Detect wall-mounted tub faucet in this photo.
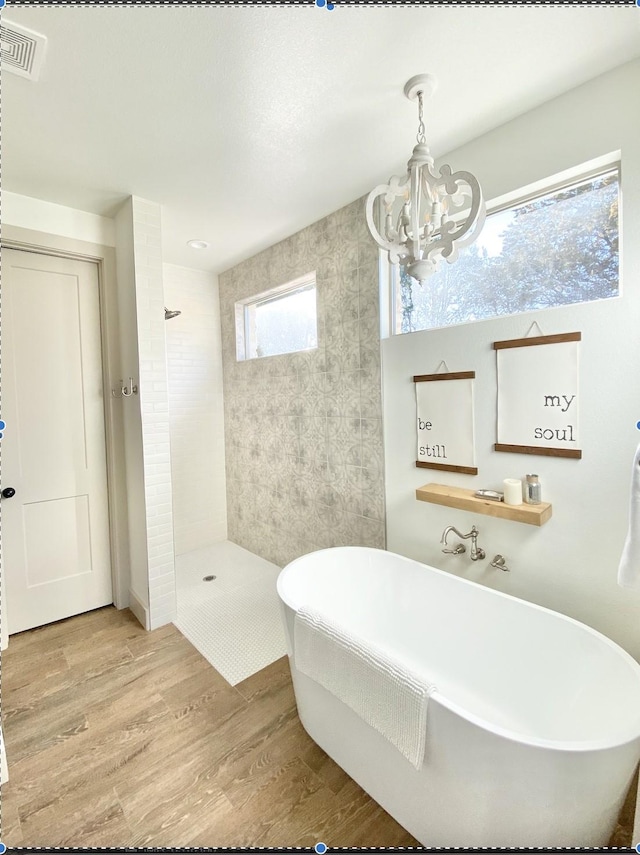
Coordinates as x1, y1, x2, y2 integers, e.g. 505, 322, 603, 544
441, 525, 486, 561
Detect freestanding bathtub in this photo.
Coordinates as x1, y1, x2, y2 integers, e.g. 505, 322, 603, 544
277, 547, 640, 847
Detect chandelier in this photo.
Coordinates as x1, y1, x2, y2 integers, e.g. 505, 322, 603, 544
366, 74, 486, 284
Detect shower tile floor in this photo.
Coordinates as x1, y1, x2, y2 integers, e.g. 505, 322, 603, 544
174, 540, 288, 685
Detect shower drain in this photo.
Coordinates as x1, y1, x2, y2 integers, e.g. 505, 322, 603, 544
203, 575, 216, 582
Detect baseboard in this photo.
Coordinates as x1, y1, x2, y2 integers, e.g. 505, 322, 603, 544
128, 589, 150, 631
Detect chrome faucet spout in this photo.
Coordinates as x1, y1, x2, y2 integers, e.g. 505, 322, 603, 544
440, 525, 466, 545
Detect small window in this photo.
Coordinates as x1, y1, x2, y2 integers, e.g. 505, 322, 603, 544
235, 272, 318, 361
392, 160, 620, 335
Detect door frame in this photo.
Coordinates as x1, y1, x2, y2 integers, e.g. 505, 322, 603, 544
1, 226, 131, 629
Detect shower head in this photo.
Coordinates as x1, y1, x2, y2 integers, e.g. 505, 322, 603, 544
164, 307, 181, 320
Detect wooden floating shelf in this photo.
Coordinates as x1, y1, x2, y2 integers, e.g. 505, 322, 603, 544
416, 482, 552, 527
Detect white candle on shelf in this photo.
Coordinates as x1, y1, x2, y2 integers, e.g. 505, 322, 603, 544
503, 478, 523, 506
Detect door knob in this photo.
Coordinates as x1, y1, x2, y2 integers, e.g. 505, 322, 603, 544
1, 487, 16, 499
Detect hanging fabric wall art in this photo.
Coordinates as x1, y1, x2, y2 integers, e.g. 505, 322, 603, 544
494, 332, 581, 459
414, 370, 477, 474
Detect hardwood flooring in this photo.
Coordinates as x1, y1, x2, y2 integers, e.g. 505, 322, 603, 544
0, 606, 420, 849
1, 605, 635, 849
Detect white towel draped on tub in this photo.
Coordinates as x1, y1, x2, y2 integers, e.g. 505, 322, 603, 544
618, 443, 640, 589
294, 606, 437, 770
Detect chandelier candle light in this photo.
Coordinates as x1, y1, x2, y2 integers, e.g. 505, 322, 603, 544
366, 74, 486, 284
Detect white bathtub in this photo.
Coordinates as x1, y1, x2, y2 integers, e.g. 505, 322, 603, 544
277, 546, 640, 847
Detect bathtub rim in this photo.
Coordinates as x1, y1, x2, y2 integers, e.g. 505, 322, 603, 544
278, 545, 640, 754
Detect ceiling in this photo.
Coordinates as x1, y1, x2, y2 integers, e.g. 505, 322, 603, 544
4, 4, 640, 274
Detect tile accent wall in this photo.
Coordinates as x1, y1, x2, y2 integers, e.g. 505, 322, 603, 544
164, 263, 228, 555
131, 198, 176, 630
218, 196, 385, 568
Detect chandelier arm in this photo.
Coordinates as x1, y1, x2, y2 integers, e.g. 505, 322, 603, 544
422, 206, 485, 266
365, 182, 409, 262
435, 168, 485, 255
441, 207, 486, 263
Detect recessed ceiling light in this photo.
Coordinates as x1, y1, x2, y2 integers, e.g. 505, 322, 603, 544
187, 239, 209, 250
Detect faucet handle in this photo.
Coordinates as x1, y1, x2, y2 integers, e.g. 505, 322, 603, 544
490, 554, 510, 571
443, 543, 466, 555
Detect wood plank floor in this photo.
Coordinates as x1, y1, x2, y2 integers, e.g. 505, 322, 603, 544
1, 605, 635, 849
0, 606, 420, 849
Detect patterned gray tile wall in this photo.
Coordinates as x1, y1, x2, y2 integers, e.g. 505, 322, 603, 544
218, 196, 385, 568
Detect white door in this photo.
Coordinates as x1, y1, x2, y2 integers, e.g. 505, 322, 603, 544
2, 248, 113, 635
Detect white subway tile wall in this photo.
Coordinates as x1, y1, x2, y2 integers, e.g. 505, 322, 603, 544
131, 198, 176, 629
219, 196, 385, 568
164, 263, 228, 555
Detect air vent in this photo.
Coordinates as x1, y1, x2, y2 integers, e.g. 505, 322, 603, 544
1, 19, 47, 81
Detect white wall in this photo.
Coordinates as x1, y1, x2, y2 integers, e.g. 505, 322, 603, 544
382, 59, 640, 659
114, 199, 150, 621
3, 191, 115, 246
130, 199, 176, 630
164, 264, 227, 555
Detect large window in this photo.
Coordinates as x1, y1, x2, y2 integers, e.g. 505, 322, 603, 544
393, 161, 620, 335
235, 272, 318, 361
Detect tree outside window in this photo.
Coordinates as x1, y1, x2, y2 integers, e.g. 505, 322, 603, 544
396, 168, 619, 334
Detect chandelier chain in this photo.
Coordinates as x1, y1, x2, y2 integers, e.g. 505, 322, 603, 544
416, 90, 426, 145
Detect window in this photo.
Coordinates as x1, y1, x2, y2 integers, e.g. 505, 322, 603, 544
392, 159, 620, 335
235, 272, 318, 361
